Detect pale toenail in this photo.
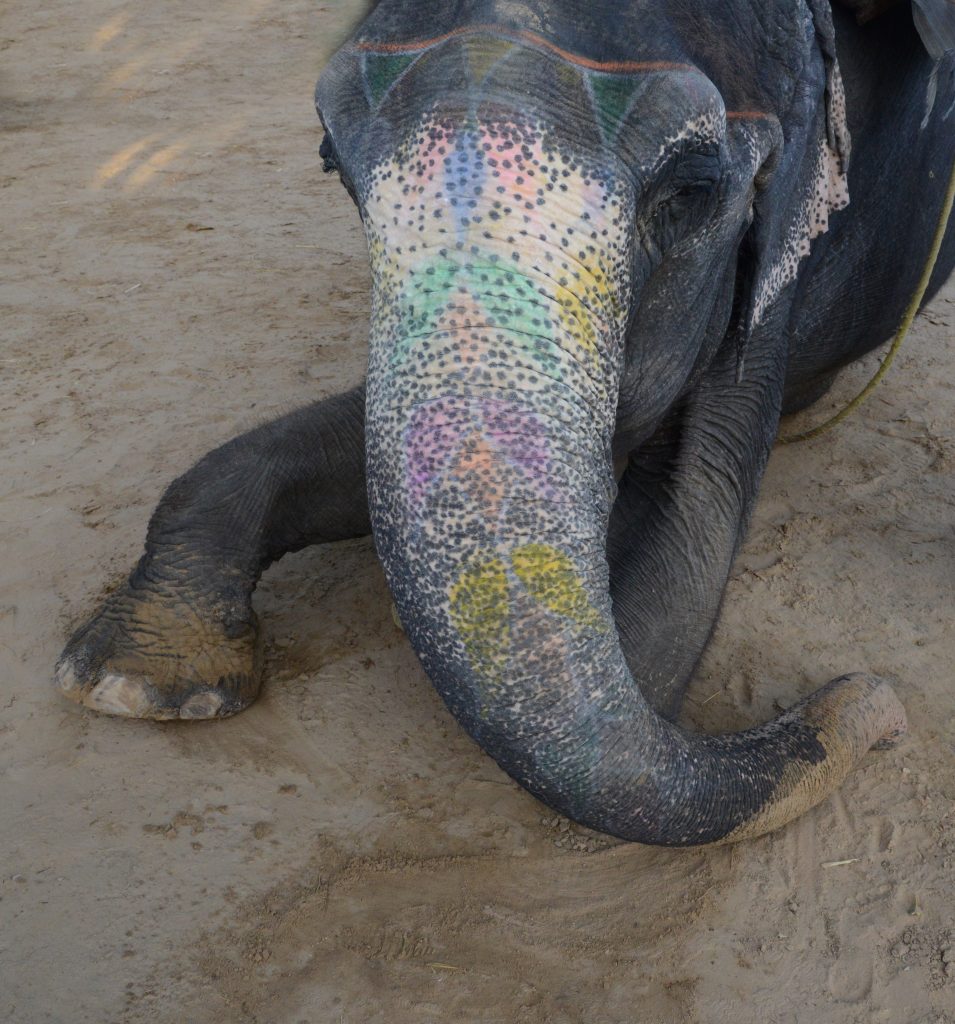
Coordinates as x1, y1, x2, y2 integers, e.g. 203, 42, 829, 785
88, 674, 152, 717
180, 691, 224, 719
55, 659, 79, 694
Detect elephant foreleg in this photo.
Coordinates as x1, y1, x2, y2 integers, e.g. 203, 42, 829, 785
608, 340, 783, 720
57, 385, 369, 719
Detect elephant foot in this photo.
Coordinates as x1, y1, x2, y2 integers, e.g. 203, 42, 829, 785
56, 574, 264, 720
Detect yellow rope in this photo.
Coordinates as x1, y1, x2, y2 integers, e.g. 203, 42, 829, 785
778, 157, 955, 445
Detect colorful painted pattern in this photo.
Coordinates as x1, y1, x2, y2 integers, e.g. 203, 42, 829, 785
356, 29, 689, 148
360, 111, 634, 706
351, 25, 851, 330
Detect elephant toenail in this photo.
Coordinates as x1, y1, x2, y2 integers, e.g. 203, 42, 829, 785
88, 674, 152, 717
55, 659, 80, 695
180, 692, 224, 719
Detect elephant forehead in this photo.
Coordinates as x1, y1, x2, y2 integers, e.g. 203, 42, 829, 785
364, 117, 625, 229
363, 115, 633, 304
329, 23, 728, 174
353, 24, 697, 75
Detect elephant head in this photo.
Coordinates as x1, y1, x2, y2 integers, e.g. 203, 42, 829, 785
315, 0, 905, 845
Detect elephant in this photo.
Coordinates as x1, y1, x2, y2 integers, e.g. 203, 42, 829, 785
56, 0, 955, 847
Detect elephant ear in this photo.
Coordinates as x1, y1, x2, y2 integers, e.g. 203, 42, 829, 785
737, 0, 850, 354
807, 0, 852, 177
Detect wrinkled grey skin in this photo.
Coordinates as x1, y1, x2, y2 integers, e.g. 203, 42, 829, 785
57, 1, 954, 846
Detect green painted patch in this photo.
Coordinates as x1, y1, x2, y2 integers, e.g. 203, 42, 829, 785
364, 52, 416, 107
588, 72, 640, 145
392, 256, 563, 376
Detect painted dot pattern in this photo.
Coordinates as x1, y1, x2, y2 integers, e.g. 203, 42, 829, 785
361, 112, 634, 733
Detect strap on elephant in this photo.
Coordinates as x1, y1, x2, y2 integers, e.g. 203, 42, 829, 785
778, 155, 955, 444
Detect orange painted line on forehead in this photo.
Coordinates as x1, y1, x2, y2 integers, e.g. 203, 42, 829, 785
354, 24, 696, 75
355, 27, 776, 120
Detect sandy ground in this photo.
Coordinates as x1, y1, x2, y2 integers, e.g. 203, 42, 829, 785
2, 2, 955, 1022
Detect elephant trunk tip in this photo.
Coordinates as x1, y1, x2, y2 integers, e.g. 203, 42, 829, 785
809, 671, 907, 751
718, 672, 906, 846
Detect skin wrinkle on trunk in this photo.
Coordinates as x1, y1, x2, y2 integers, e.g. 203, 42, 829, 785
358, 101, 905, 846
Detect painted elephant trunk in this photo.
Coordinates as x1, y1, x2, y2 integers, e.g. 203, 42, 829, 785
361, 115, 905, 846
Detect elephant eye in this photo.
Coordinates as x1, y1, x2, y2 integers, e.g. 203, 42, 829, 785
318, 127, 361, 208
653, 177, 720, 246
319, 131, 340, 174
662, 180, 715, 215
651, 150, 722, 244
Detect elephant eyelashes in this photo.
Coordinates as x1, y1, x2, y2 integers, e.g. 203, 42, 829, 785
643, 145, 723, 247
649, 179, 720, 250
662, 181, 716, 216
